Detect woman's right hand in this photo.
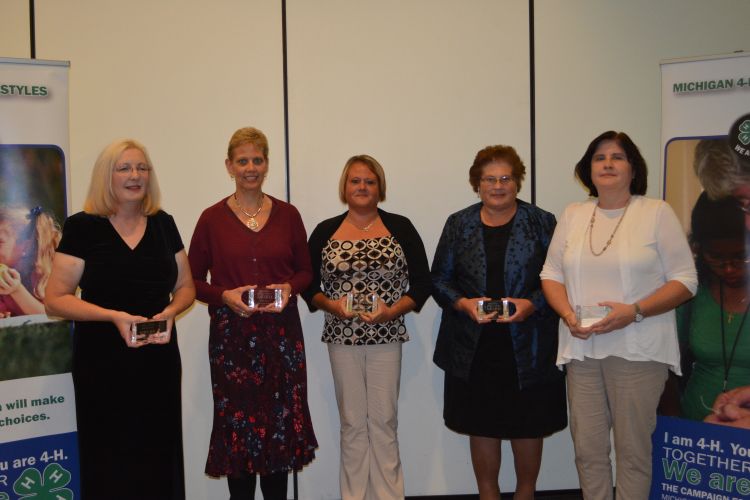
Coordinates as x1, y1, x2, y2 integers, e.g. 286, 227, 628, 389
455, 297, 497, 324
110, 310, 149, 348
562, 311, 594, 339
329, 295, 357, 320
221, 285, 255, 318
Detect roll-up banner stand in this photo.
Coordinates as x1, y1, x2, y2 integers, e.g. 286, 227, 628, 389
0, 57, 79, 499
653, 52, 750, 499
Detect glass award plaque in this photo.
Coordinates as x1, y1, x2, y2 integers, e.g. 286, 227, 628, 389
575, 305, 612, 327
476, 299, 514, 320
244, 288, 283, 309
130, 320, 168, 343
345, 292, 378, 314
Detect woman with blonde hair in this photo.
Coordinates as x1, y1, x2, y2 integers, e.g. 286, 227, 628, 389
0, 205, 61, 317
303, 154, 431, 500
46, 138, 195, 500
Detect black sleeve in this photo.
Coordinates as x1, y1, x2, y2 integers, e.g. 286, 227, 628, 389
301, 220, 332, 312
56, 212, 92, 260
392, 215, 431, 312
157, 211, 185, 254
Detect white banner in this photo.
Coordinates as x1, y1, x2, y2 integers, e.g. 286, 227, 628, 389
654, 53, 750, 500
661, 52, 750, 227
0, 57, 79, 500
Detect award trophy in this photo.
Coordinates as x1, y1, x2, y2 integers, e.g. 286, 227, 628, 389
130, 320, 168, 344
244, 288, 283, 310
575, 305, 612, 327
476, 299, 515, 320
345, 292, 379, 314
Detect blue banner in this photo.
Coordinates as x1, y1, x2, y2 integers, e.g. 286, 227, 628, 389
0, 432, 79, 500
651, 416, 750, 500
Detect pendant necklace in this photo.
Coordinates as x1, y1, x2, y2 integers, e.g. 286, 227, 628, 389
719, 281, 749, 392
234, 193, 264, 230
588, 198, 631, 256
348, 214, 378, 231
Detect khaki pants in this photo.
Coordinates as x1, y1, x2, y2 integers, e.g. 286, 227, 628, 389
567, 356, 668, 500
328, 342, 405, 500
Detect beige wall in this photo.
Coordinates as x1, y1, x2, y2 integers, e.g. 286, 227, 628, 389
3, 0, 750, 498
0, 0, 29, 59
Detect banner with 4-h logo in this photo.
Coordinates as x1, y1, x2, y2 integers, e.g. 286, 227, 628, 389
654, 52, 750, 499
0, 57, 80, 499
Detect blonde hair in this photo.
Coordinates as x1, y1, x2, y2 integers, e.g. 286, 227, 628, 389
83, 139, 161, 216
0, 206, 61, 299
694, 138, 749, 199
338, 155, 387, 204
227, 127, 269, 160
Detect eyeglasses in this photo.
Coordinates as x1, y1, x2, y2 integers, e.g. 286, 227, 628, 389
480, 175, 514, 186
114, 163, 151, 174
703, 255, 750, 269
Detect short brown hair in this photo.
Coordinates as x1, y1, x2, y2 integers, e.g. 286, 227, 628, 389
469, 145, 526, 192
83, 139, 161, 216
338, 155, 387, 203
227, 127, 269, 160
574, 131, 647, 197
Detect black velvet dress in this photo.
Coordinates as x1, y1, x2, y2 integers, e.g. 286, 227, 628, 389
57, 211, 185, 500
444, 221, 567, 438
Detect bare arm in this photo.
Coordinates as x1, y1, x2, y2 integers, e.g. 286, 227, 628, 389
360, 295, 417, 324
45, 252, 148, 346
311, 291, 356, 320
541, 279, 592, 339
592, 280, 692, 335
156, 250, 195, 319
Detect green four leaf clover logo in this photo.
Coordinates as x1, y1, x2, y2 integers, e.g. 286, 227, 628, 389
739, 119, 750, 146
13, 464, 73, 499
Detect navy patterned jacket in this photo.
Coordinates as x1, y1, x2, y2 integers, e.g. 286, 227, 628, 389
431, 200, 562, 389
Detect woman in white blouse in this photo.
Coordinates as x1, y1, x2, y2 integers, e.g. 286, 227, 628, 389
540, 131, 697, 500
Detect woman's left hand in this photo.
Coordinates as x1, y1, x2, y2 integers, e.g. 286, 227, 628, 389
147, 310, 175, 344
261, 283, 292, 313
359, 296, 393, 324
495, 297, 535, 323
588, 301, 635, 334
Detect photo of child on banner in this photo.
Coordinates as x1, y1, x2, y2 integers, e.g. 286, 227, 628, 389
0, 145, 65, 322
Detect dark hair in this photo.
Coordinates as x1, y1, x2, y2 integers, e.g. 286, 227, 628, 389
468, 145, 526, 193
690, 191, 746, 284
574, 131, 648, 197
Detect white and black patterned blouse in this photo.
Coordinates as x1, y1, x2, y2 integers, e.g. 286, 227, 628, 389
320, 236, 410, 345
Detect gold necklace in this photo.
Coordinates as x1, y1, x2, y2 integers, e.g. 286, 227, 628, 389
234, 193, 264, 230
347, 214, 378, 231
588, 198, 630, 256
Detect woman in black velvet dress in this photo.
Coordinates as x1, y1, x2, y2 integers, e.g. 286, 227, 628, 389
45, 139, 195, 500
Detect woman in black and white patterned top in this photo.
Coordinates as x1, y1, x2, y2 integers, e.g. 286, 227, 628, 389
303, 154, 430, 500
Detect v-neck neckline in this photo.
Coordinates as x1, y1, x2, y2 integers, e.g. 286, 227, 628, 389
224, 195, 273, 234
107, 215, 148, 251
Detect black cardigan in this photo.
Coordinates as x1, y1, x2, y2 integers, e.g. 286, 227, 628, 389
302, 208, 431, 312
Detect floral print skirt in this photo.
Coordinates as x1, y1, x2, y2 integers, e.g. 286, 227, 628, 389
205, 303, 317, 477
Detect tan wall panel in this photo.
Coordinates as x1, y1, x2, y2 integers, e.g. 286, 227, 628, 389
0, 0, 30, 59
535, 0, 750, 217
285, 1, 564, 496
35, 1, 286, 499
